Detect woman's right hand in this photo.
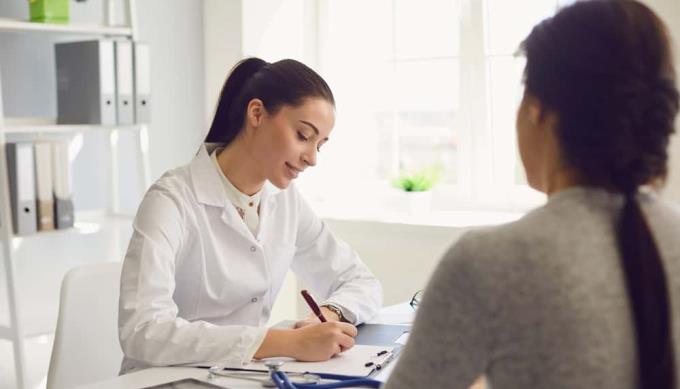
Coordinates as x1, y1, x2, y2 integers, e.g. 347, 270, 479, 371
289, 321, 358, 361
254, 322, 357, 361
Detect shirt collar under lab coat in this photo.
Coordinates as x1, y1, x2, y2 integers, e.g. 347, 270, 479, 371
190, 143, 281, 215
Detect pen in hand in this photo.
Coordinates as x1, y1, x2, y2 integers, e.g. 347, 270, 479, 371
301, 289, 327, 322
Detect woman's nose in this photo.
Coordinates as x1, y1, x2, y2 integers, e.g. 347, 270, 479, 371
302, 147, 317, 167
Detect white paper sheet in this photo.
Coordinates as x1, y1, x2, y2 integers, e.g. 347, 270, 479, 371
246, 345, 395, 376
395, 332, 410, 345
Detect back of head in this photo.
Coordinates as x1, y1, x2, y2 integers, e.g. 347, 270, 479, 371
521, 0, 679, 192
520, 1, 679, 388
205, 57, 335, 144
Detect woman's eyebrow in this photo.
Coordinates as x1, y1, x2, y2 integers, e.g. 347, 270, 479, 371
300, 120, 329, 141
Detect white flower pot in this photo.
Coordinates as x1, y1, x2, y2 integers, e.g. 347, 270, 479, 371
405, 190, 432, 215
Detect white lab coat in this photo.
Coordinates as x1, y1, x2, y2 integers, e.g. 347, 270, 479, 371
118, 144, 382, 373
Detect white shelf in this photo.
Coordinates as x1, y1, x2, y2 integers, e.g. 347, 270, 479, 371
9, 213, 133, 239
1, 118, 143, 134
0, 18, 132, 37
3, 123, 143, 134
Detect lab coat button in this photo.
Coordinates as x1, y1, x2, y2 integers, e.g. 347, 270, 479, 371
250, 246, 256, 252
251, 297, 258, 303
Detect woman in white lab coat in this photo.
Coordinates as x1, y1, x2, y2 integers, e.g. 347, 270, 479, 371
118, 57, 382, 373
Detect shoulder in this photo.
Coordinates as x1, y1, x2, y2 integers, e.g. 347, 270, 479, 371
640, 192, 680, 252
642, 192, 680, 225
146, 166, 194, 205
438, 202, 570, 282
135, 165, 195, 226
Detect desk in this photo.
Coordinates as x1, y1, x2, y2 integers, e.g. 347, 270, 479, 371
75, 304, 414, 389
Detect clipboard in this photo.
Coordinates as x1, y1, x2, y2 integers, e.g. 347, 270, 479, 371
354, 324, 411, 346
272, 321, 410, 347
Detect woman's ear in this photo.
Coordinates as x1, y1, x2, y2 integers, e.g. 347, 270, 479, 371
245, 98, 265, 129
524, 93, 560, 134
523, 93, 543, 126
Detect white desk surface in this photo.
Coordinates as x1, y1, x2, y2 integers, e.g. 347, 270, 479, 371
74, 303, 414, 389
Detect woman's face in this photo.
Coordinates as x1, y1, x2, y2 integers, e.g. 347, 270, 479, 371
249, 97, 335, 189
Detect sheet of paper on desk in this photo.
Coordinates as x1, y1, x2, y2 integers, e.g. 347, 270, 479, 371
395, 332, 409, 345
246, 345, 395, 376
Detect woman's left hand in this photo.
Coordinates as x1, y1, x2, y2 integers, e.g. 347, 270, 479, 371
294, 306, 342, 328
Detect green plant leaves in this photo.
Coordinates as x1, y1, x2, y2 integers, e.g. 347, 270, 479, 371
392, 166, 442, 192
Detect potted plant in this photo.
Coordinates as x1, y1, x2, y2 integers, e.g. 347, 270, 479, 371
392, 166, 441, 214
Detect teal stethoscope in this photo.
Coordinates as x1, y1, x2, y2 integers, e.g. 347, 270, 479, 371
266, 360, 382, 388
207, 360, 382, 388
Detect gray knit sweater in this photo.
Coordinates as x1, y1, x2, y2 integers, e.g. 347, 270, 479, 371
383, 187, 680, 389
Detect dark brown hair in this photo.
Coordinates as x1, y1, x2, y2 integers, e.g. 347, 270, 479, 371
205, 57, 335, 144
521, 1, 679, 387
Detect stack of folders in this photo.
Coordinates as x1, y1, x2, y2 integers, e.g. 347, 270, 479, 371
55, 39, 151, 125
5, 141, 74, 235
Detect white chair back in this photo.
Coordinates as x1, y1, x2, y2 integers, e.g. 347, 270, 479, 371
47, 262, 123, 389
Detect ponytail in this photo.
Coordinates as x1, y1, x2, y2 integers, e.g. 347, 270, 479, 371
205, 58, 268, 144
617, 193, 675, 388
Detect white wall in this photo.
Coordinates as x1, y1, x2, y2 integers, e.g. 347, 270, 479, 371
135, 0, 206, 185
323, 220, 465, 305
203, 0, 242, 128
241, 0, 306, 62
644, 0, 680, 200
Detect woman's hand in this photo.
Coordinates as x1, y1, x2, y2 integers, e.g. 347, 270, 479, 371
469, 376, 486, 389
254, 321, 357, 361
294, 306, 342, 328
289, 321, 358, 361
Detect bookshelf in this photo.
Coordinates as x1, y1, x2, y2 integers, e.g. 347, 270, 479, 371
0, 1, 146, 388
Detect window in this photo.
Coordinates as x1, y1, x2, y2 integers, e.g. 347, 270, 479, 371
483, 0, 574, 195
302, 0, 573, 209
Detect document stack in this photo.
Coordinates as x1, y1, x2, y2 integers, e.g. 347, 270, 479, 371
6, 143, 37, 235
5, 140, 74, 235
51, 141, 74, 229
55, 40, 116, 125
55, 39, 151, 125
34, 142, 55, 231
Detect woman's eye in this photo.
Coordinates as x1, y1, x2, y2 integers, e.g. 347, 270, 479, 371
297, 131, 308, 141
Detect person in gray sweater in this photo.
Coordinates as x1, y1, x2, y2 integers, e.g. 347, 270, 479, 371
382, 1, 680, 389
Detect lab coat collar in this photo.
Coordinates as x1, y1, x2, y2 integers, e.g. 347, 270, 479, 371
190, 143, 281, 209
